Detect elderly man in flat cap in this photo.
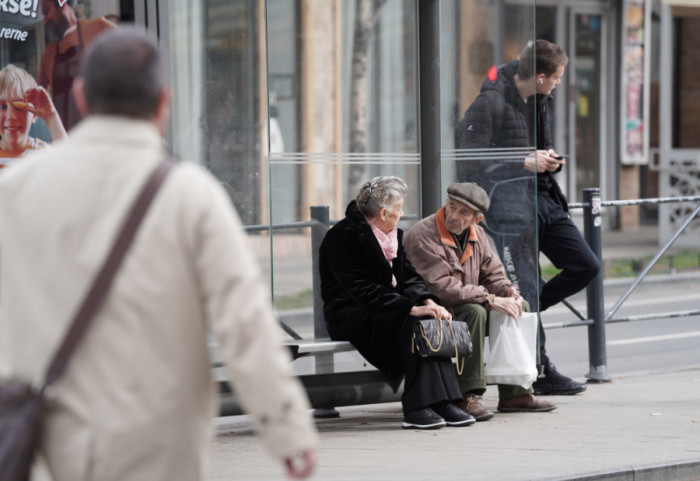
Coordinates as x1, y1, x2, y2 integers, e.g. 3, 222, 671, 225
404, 182, 556, 420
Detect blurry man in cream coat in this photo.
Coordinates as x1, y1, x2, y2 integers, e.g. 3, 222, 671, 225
0, 27, 318, 480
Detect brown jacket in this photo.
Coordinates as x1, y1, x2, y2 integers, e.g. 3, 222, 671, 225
404, 207, 515, 309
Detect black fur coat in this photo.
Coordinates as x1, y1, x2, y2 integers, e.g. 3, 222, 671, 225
319, 200, 439, 379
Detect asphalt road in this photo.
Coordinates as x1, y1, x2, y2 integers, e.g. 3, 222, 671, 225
278, 273, 700, 380
540, 273, 700, 380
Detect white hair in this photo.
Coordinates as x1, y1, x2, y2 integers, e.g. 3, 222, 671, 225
356, 176, 408, 217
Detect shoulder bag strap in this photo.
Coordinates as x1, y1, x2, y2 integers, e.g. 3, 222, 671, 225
41, 158, 175, 392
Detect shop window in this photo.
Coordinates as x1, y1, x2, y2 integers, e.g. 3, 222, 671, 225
674, 16, 700, 148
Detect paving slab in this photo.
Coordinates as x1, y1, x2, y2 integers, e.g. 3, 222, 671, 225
207, 368, 700, 481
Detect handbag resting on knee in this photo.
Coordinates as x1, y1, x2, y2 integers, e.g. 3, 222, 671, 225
412, 318, 473, 375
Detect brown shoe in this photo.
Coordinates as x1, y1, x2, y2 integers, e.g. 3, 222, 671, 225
497, 394, 557, 413
456, 394, 494, 421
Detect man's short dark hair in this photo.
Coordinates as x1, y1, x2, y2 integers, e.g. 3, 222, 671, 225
80, 26, 165, 119
517, 39, 568, 79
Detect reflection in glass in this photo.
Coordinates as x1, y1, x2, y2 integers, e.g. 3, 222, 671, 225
264, 1, 421, 375
445, 3, 539, 310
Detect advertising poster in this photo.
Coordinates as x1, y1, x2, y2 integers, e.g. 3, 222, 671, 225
0, 0, 120, 166
620, 0, 650, 165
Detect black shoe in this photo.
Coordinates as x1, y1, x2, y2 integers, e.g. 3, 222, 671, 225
402, 407, 446, 430
431, 402, 476, 427
532, 362, 587, 395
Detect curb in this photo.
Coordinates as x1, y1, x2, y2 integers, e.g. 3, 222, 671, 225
545, 458, 700, 481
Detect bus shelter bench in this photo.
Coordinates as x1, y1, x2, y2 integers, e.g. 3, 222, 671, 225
218, 339, 404, 416
285, 339, 355, 360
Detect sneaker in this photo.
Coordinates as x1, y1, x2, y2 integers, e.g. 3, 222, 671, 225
497, 394, 557, 413
402, 407, 447, 430
532, 362, 587, 395
456, 394, 494, 422
431, 402, 476, 427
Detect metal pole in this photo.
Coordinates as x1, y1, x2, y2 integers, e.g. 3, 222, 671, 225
310, 206, 340, 418
492, 0, 505, 65
583, 188, 611, 382
418, 0, 441, 217
310, 206, 330, 340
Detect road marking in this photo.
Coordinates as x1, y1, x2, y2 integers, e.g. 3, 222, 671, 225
547, 293, 700, 315
606, 293, 700, 308
608, 331, 700, 346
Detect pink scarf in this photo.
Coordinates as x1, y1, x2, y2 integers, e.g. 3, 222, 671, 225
368, 219, 399, 286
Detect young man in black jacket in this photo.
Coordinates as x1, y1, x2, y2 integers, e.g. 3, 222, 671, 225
455, 39, 600, 396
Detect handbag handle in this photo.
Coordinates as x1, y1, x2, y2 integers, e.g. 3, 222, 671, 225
40, 159, 175, 393
417, 320, 466, 376
448, 321, 465, 376
418, 320, 445, 353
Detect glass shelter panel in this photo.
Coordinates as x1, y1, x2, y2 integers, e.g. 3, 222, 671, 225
265, 1, 421, 376
163, 0, 542, 385
165, 0, 274, 274
441, 1, 540, 310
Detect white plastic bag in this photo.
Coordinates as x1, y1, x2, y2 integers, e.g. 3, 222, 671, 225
484, 312, 538, 389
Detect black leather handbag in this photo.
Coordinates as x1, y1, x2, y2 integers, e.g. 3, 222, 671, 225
412, 319, 473, 375
0, 160, 174, 481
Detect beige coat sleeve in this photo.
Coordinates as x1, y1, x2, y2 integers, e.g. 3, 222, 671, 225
185, 167, 319, 459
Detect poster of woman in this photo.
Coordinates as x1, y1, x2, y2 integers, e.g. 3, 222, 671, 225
0, 64, 66, 165
0, 0, 119, 164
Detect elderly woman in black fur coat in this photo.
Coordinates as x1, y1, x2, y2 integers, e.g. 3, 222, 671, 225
319, 176, 474, 430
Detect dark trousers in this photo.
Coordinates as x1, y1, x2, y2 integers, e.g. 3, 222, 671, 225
537, 195, 600, 364
399, 317, 462, 412
536, 195, 600, 364
538, 195, 600, 310
485, 195, 600, 365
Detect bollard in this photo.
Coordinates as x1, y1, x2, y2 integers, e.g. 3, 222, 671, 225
583, 188, 611, 382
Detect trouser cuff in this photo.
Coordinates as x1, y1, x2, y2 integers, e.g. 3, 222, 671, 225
458, 381, 486, 395
498, 384, 534, 400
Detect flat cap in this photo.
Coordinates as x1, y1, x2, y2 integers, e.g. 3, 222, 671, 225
447, 182, 490, 212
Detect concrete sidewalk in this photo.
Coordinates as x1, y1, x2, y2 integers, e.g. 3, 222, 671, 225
207, 367, 700, 481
